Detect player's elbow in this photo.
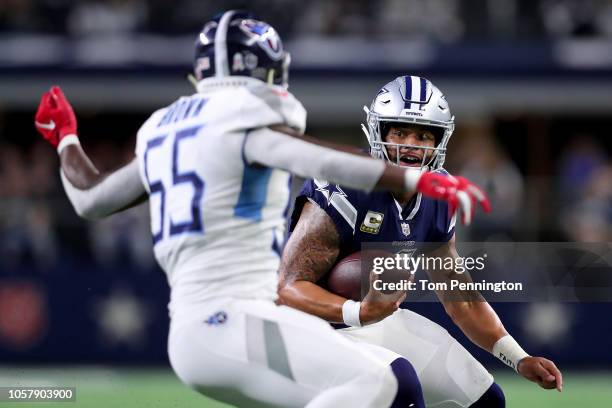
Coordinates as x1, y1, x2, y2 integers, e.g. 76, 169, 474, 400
72, 201, 105, 220
277, 283, 293, 306
72, 202, 94, 219
61, 176, 108, 220
277, 279, 302, 307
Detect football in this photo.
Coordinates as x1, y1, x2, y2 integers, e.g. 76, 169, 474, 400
326, 250, 416, 301
326, 252, 365, 301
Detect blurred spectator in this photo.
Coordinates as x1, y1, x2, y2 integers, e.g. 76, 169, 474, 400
67, 0, 147, 36
148, 0, 302, 37
539, 0, 612, 38
596, 0, 612, 37
556, 136, 611, 241
88, 203, 154, 270
557, 136, 608, 207
0, 133, 154, 269
1, 0, 73, 34
561, 163, 612, 242
0, 143, 59, 268
452, 121, 525, 240
7, 0, 606, 40
379, 0, 464, 42
295, 0, 378, 38
0, 0, 39, 33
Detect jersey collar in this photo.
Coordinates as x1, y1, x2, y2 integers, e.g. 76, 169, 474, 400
392, 193, 422, 221
196, 76, 274, 94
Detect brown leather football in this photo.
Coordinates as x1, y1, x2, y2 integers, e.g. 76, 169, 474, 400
325, 250, 414, 301
326, 252, 365, 301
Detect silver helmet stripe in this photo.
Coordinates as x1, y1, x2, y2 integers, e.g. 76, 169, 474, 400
214, 10, 236, 77
410, 76, 421, 103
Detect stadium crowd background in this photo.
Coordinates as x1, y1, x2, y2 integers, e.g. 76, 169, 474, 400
3, 0, 612, 39
0, 0, 611, 396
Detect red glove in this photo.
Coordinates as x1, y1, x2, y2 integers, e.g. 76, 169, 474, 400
416, 172, 491, 225
34, 86, 78, 149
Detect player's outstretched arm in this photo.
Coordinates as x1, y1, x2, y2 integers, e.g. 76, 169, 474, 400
278, 201, 401, 326
34, 86, 147, 219
245, 125, 490, 225
426, 236, 507, 350
426, 237, 562, 391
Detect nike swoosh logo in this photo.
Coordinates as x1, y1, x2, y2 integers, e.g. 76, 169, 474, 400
35, 120, 55, 130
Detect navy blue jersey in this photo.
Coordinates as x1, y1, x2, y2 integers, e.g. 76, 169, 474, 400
289, 176, 455, 258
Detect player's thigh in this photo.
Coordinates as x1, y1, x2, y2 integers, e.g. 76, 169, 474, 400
243, 300, 398, 403
336, 336, 403, 366
377, 309, 494, 407
339, 309, 452, 371
168, 299, 397, 408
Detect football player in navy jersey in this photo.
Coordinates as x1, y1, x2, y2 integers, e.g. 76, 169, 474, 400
279, 76, 563, 408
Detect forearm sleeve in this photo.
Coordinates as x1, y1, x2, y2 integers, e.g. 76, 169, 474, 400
60, 159, 146, 219
243, 128, 385, 192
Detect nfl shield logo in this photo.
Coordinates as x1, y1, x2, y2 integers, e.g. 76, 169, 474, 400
401, 222, 411, 237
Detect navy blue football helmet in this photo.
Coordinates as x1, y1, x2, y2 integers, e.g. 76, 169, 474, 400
194, 10, 290, 87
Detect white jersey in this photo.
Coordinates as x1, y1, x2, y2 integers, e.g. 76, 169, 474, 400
135, 76, 306, 318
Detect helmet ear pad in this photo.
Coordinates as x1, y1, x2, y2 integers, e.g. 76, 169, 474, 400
431, 126, 445, 146
380, 122, 391, 142
194, 42, 287, 85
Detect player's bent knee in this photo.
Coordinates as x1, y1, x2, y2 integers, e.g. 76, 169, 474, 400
470, 383, 505, 408
390, 358, 426, 408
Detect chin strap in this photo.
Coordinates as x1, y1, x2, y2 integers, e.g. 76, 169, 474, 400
362, 105, 385, 160
360, 123, 371, 144
361, 106, 372, 147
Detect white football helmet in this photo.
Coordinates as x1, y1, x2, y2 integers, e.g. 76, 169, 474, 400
362, 75, 454, 170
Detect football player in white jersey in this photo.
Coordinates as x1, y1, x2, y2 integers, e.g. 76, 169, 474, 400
34, 10, 491, 408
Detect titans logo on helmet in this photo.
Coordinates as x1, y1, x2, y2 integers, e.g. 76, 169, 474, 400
238, 19, 284, 60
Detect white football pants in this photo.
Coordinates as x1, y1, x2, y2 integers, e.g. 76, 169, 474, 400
168, 297, 398, 408
339, 308, 494, 408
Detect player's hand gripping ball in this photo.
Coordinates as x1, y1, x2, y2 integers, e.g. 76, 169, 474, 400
326, 251, 411, 325
34, 86, 78, 148
417, 172, 491, 225
327, 251, 414, 301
